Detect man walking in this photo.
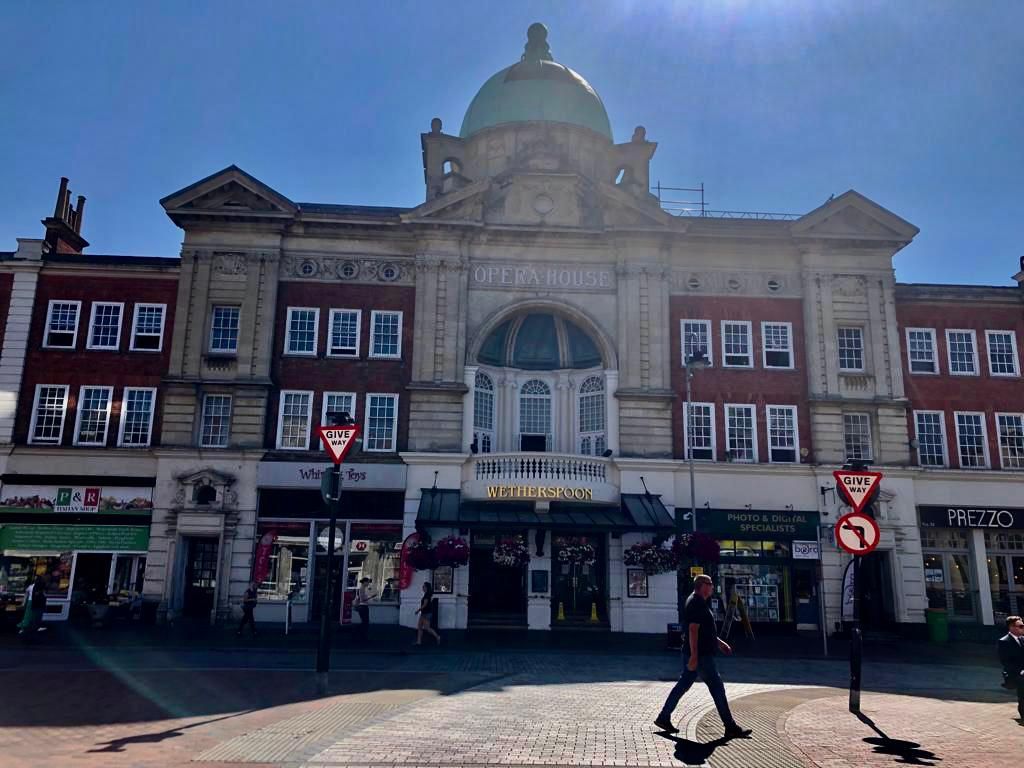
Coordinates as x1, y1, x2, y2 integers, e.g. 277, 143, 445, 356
998, 614, 1024, 721
353, 577, 374, 639
237, 582, 258, 638
655, 575, 751, 739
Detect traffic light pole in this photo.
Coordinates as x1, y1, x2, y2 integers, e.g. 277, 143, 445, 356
316, 463, 342, 695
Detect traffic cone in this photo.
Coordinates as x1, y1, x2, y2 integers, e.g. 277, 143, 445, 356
590, 601, 599, 622
557, 601, 565, 621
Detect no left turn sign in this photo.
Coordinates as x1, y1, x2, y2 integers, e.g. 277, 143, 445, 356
835, 512, 881, 556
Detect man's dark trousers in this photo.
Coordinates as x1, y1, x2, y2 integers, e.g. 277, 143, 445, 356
356, 605, 370, 638
658, 653, 737, 727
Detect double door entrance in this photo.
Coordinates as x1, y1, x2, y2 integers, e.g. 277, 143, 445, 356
551, 534, 607, 627
468, 532, 527, 627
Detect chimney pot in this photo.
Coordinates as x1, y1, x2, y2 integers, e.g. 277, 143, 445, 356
54, 177, 69, 219
74, 195, 86, 233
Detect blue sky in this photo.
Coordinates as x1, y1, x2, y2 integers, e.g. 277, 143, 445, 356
2, 1, 1021, 285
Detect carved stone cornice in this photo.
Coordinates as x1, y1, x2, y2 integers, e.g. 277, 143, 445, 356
279, 254, 413, 285
668, 270, 800, 298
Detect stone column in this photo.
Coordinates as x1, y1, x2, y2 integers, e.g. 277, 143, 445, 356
463, 366, 477, 452
556, 373, 572, 453
605, 369, 620, 454
969, 529, 994, 625
0, 261, 41, 443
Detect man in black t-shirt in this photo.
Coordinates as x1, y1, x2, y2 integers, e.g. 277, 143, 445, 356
655, 575, 751, 739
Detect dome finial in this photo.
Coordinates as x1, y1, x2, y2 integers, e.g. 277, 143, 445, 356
523, 22, 553, 63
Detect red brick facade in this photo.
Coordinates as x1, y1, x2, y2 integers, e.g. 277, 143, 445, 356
15, 270, 177, 446
267, 281, 415, 455
670, 296, 812, 463
897, 288, 1024, 469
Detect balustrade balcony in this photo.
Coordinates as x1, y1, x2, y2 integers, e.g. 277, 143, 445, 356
464, 452, 618, 503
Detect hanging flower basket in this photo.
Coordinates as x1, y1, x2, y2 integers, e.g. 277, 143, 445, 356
435, 535, 470, 568
623, 542, 679, 574
406, 540, 437, 571
671, 532, 721, 564
493, 537, 530, 568
556, 539, 597, 566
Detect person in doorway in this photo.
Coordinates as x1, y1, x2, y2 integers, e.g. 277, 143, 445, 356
415, 581, 440, 646
381, 578, 395, 602
998, 614, 1024, 721
353, 577, 374, 638
655, 575, 751, 739
17, 576, 46, 636
237, 582, 258, 638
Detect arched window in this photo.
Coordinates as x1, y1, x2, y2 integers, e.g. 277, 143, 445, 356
577, 376, 606, 456
473, 371, 494, 453
442, 158, 461, 175
519, 379, 551, 452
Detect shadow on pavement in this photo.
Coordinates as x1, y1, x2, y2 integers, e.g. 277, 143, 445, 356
87, 711, 249, 753
856, 711, 942, 766
656, 730, 750, 766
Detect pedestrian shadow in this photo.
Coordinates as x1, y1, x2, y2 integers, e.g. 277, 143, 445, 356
657, 731, 743, 766
87, 711, 249, 753
856, 712, 942, 766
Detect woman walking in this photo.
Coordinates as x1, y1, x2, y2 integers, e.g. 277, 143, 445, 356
415, 582, 441, 646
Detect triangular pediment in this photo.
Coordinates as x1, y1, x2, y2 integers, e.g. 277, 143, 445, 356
792, 190, 918, 242
401, 179, 490, 224
595, 181, 676, 229
161, 165, 297, 220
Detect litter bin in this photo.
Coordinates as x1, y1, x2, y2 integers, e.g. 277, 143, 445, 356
925, 608, 948, 644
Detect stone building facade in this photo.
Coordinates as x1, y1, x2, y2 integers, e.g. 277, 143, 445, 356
1, 24, 1021, 637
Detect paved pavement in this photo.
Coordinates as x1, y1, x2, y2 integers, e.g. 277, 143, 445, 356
0, 640, 1019, 768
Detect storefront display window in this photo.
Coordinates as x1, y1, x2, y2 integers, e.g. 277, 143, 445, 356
0, 553, 71, 597
345, 524, 401, 603
716, 562, 792, 623
254, 522, 310, 602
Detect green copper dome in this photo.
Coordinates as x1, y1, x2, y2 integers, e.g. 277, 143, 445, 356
460, 23, 613, 141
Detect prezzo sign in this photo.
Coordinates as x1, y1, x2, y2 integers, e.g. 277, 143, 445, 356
470, 264, 615, 292
918, 505, 1023, 530
256, 462, 406, 490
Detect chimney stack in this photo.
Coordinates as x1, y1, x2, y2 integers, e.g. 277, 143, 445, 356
1014, 256, 1024, 292
42, 176, 89, 254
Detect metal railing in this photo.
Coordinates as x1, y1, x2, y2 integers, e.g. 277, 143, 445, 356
651, 181, 801, 221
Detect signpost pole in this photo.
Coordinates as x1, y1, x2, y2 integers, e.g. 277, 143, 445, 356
849, 550, 862, 712
316, 462, 342, 695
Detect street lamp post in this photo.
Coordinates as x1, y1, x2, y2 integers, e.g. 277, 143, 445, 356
678, 334, 710, 623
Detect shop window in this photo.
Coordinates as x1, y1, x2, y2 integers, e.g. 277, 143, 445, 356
29, 384, 69, 445
0, 554, 72, 598
921, 529, 968, 549
370, 310, 402, 359
725, 404, 756, 462
473, 371, 495, 453
946, 329, 978, 375
996, 413, 1024, 469
44, 300, 81, 349
906, 328, 938, 374
577, 376, 606, 456
843, 413, 872, 462
761, 322, 793, 369
254, 522, 310, 601
684, 402, 715, 461
985, 531, 1024, 551
364, 393, 398, 451
286, 307, 319, 356
767, 405, 798, 463
721, 321, 752, 368
111, 554, 146, 595
914, 411, 947, 467
954, 411, 989, 469
716, 562, 791, 623
986, 331, 1020, 377
328, 309, 361, 357
837, 327, 864, 372
131, 303, 166, 352
210, 306, 240, 353
87, 302, 124, 350
681, 320, 712, 366
346, 524, 402, 603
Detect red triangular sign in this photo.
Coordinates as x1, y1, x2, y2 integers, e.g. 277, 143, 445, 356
833, 470, 883, 514
318, 425, 360, 464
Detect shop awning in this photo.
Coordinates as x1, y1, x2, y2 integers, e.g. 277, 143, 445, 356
415, 490, 674, 531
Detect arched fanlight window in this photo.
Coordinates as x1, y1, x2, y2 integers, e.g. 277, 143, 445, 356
577, 376, 606, 456
519, 379, 552, 452
473, 371, 495, 453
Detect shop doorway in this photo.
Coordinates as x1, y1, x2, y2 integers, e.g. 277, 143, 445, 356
182, 537, 218, 620
858, 550, 896, 629
468, 532, 527, 627
551, 534, 607, 627
72, 553, 113, 604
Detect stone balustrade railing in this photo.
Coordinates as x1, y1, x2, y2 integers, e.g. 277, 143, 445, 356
472, 452, 608, 483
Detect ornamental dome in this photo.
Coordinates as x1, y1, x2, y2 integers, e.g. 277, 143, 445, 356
459, 23, 613, 141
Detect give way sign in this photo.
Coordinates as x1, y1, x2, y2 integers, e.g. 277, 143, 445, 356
318, 425, 360, 464
833, 470, 882, 514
